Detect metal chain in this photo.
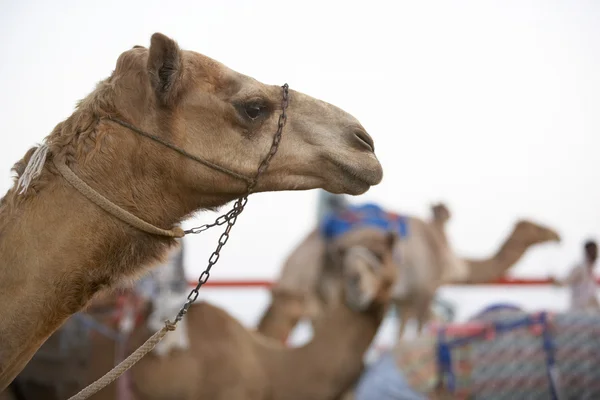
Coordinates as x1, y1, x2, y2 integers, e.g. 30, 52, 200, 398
174, 83, 289, 323
248, 82, 289, 193
182, 203, 241, 235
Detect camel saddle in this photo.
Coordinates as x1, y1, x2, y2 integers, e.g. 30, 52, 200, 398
355, 306, 600, 400
320, 203, 409, 240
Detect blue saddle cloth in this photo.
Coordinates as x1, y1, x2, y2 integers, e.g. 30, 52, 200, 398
319, 203, 409, 240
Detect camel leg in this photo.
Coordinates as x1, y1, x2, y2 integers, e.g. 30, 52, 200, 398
415, 295, 434, 336
394, 300, 413, 339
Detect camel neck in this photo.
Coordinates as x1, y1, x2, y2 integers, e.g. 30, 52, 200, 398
489, 233, 531, 270
266, 300, 387, 399
464, 232, 531, 283
431, 221, 449, 245
0, 178, 177, 389
256, 301, 301, 343
60, 118, 243, 232
53, 158, 184, 238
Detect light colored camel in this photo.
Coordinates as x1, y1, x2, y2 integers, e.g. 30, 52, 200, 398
369, 213, 467, 338
121, 227, 398, 400
257, 205, 560, 342
395, 209, 561, 336
0, 32, 383, 389
429, 202, 451, 247
257, 208, 467, 341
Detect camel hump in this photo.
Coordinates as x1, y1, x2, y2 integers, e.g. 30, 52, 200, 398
430, 202, 451, 223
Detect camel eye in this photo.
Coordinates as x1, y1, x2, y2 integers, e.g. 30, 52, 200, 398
244, 103, 265, 120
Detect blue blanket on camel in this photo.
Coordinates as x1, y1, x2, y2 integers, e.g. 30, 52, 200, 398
319, 203, 409, 240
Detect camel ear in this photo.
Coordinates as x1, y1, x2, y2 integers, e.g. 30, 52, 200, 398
147, 33, 183, 106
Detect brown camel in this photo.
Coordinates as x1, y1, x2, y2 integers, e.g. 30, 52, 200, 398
428, 203, 563, 284
258, 206, 560, 342
0, 32, 383, 389
257, 229, 326, 342
428, 204, 562, 283
456, 220, 561, 284
122, 227, 398, 400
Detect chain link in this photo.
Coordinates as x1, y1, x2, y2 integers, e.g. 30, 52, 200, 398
182, 204, 240, 235
173, 84, 289, 323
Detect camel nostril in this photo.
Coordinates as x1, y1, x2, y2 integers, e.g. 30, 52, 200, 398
353, 130, 375, 152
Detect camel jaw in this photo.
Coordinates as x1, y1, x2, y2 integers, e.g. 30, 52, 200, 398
328, 155, 384, 195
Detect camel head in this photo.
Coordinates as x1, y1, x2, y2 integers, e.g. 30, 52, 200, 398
329, 228, 398, 311
431, 203, 451, 224
512, 220, 561, 246
68, 32, 382, 208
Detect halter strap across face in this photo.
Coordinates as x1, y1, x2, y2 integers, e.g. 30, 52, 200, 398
55, 84, 290, 238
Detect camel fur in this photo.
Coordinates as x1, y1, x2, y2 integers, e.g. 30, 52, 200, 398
429, 203, 451, 247
0, 32, 384, 389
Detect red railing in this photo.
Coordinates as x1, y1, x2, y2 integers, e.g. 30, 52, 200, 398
190, 276, 600, 288
192, 279, 273, 288
488, 276, 600, 285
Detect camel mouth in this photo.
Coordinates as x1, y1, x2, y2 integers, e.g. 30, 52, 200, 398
330, 156, 383, 195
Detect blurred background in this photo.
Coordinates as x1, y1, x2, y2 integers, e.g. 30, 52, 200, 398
1, 0, 599, 347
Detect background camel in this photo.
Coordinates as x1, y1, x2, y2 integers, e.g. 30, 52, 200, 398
258, 203, 467, 341
0, 31, 383, 389
258, 202, 560, 342
123, 227, 398, 400
428, 203, 562, 284
429, 203, 451, 247
395, 208, 561, 336
257, 229, 326, 342
456, 220, 561, 284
